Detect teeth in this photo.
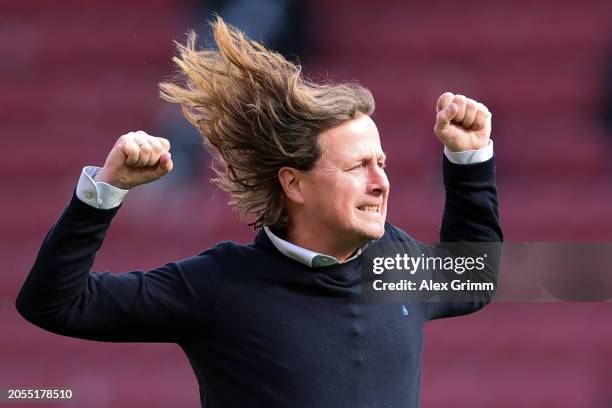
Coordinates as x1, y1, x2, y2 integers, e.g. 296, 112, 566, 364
360, 205, 379, 212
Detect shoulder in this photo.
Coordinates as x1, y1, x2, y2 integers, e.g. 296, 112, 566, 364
368, 222, 423, 255
189, 240, 257, 266
177, 239, 263, 278
380, 221, 415, 243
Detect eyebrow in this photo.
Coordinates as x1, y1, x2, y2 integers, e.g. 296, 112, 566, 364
349, 152, 387, 163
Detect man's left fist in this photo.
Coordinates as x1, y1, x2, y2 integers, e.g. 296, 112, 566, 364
434, 92, 492, 152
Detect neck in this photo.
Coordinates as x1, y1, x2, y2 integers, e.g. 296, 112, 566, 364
282, 222, 364, 263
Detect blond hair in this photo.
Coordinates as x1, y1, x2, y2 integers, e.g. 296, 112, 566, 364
159, 17, 374, 229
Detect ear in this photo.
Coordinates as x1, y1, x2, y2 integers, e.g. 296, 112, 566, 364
278, 167, 305, 204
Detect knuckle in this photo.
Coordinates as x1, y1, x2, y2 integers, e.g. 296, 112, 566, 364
145, 135, 158, 144
158, 137, 170, 148
125, 146, 139, 155
479, 103, 490, 114
119, 132, 133, 144
453, 95, 466, 104
438, 92, 454, 109
151, 139, 163, 151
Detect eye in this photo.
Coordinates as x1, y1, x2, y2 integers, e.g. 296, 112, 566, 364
378, 161, 386, 169
347, 163, 365, 171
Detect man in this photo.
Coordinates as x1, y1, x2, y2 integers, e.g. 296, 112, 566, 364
16, 18, 501, 407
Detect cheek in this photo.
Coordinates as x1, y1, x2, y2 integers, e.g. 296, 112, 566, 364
336, 180, 363, 214
304, 177, 339, 212
306, 173, 363, 214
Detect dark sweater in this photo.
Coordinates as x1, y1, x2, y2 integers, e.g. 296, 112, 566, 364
16, 156, 502, 407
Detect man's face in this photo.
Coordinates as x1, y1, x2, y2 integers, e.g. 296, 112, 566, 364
300, 113, 389, 245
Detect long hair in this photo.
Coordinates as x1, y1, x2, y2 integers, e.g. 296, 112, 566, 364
159, 17, 374, 229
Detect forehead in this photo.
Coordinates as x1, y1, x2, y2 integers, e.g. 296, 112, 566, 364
318, 114, 384, 161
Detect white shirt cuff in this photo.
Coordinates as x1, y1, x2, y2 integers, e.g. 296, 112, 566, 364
443, 139, 494, 165
76, 166, 129, 209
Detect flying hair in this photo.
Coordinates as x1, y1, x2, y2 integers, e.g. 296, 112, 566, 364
159, 17, 375, 229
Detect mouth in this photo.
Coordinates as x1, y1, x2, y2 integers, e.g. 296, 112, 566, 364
357, 205, 381, 214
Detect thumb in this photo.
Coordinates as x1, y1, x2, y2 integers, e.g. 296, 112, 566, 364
434, 103, 458, 135
155, 152, 173, 176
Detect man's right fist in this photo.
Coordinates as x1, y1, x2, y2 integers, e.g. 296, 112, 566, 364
94, 131, 173, 190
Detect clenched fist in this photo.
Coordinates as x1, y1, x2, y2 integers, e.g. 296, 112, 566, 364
94, 131, 173, 189
434, 92, 492, 152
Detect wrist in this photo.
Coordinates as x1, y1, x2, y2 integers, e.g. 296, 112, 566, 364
93, 170, 131, 190
444, 140, 488, 153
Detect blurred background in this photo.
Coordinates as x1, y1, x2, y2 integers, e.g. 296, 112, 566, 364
1, 0, 611, 406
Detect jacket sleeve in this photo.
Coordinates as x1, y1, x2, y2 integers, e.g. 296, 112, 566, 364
15, 192, 222, 343
425, 154, 503, 320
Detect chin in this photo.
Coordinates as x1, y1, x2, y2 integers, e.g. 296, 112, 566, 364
351, 209, 386, 241
367, 228, 386, 240
354, 222, 386, 241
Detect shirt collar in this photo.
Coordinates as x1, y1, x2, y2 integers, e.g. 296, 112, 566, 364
263, 226, 368, 268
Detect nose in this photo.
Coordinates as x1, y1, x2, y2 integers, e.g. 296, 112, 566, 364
368, 164, 389, 195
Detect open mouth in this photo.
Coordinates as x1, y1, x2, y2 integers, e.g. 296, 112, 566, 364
357, 205, 380, 213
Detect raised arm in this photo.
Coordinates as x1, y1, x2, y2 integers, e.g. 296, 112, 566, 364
428, 93, 502, 319
15, 132, 221, 343
434, 92, 502, 244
